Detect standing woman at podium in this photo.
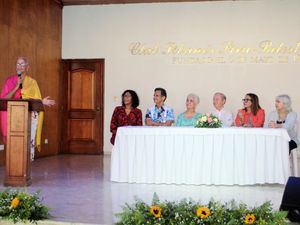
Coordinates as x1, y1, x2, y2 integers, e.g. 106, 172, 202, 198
0, 57, 53, 159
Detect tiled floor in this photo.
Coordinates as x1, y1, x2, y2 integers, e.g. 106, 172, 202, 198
0, 155, 298, 225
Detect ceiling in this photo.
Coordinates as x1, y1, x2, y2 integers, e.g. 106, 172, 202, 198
61, 0, 225, 6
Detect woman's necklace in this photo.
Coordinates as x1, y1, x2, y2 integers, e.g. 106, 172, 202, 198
277, 111, 287, 123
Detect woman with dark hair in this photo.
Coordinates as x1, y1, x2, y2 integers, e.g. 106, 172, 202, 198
110, 90, 142, 145
235, 93, 265, 127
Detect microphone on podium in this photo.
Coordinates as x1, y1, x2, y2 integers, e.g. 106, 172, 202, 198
17, 70, 22, 89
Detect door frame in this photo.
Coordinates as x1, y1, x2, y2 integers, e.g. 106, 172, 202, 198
60, 58, 104, 154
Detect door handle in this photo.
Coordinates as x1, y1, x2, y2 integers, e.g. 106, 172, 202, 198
96, 106, 100, 111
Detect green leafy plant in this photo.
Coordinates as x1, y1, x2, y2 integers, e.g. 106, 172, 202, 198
195, 113, 222, 128
0, 189, 50, 223
116, 194, 288, 225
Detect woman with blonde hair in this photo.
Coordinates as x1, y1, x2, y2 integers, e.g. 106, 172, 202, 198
264, 94, 298, 153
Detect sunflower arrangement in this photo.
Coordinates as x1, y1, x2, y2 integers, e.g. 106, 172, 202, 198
150, 205, 162, 218
116, 194, 288, 225
0, 189, 50, 223
196, 206, 211, 219
244, 213, 256, 224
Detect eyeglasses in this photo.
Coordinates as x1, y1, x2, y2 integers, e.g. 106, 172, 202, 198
242, 98, 252, 102
16, 63, 27, 67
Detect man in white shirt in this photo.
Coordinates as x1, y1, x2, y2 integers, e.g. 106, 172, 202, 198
212, 92, 233, 127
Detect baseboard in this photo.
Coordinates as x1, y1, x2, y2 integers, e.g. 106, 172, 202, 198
103, 150, 111, 155
103, 145, 112, 155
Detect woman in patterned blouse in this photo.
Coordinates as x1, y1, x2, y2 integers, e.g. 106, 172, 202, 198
110, 90, 142, 145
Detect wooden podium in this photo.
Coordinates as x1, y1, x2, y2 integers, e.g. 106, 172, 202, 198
0, 99, 44, 186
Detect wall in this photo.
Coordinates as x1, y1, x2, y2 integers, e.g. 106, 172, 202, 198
0, 0, 62, 164
62, 0, 300, 153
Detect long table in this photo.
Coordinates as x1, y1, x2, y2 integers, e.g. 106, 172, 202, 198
111, 127, 291, 185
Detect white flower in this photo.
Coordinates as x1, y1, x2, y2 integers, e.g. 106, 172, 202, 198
213, 118, 218, 123
202, 116, 207, 122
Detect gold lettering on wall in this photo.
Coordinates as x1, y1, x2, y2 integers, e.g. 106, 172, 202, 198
129, 40, 300, 64
260, 41, 300, 54
129, 42, 159, 55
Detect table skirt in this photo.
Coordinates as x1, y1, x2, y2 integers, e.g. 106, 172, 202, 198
111, 127, 291, 185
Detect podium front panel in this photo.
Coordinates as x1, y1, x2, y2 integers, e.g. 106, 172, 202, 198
5, 101, 31, 186
8, 136, 24, 176
9, 104, 27, 133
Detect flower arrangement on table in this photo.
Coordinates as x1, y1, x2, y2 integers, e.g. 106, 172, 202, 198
195, 113, 222, 128
116, 194, 288, 225
0, 189, 50, 223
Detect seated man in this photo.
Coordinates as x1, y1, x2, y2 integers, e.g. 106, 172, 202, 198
145, 87, 174, 126
211, 92, 233, 127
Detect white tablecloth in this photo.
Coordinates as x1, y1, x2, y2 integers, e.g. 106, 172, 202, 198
111, 127, 291, 185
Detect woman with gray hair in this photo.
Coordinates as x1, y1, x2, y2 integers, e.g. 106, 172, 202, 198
264, 94, 298, 153
176, 93, 201, 127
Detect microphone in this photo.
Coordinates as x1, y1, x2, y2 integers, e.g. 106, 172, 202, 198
17, 70, 22, 89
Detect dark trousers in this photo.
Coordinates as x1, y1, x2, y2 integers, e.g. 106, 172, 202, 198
289, 140, 298, 154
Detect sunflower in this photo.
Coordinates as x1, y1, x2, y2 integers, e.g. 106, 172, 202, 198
196, 206, 211, 219
11, 197, 20, 209
244, 214, 256, 224
150, 205, 162, 218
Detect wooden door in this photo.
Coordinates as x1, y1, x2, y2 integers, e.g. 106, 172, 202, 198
61, 59, 104, 154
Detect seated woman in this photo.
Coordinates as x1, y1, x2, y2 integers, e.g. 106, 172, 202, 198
264, 95, 298, 153
235, 93, 265, 127
110, 90, 142, 145
176, 93, 201, 127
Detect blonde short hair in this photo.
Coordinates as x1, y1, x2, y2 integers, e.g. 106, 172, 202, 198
276, 94, 292, 112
